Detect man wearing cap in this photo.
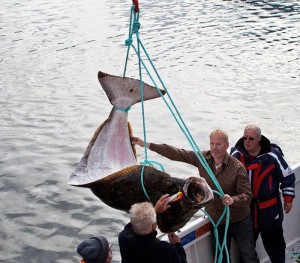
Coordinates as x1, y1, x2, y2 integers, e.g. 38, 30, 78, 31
77, 235, 112, 263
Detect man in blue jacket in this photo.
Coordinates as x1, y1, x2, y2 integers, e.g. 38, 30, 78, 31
231, 124, 295, 263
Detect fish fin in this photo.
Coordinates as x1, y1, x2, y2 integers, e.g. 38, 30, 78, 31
98, 71, 166, 108
128, 122, 137, 160
81, 118, 110, 160
74, 165, 144, 187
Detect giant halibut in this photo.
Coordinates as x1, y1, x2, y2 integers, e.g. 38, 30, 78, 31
69, 71, 213, 232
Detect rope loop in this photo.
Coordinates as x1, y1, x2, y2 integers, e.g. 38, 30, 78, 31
139, 161, 165, 202
114, 106, 131, 112
140, 165, 151, 201
140, 160, 165, 172
132, 21, 140, 33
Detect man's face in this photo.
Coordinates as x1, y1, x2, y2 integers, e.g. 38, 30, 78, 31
210, 133, 229, 160
243, 129, 260, 153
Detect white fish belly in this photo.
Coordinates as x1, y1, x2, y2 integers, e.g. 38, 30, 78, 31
86, 110, 136, 182
69, 111, 137, 185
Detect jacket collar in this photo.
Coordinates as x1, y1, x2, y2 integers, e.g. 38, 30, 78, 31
235, 134, 271, 156
203, 150, 230, 166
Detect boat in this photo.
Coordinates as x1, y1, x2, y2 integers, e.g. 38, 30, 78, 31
160, 162, 300, 263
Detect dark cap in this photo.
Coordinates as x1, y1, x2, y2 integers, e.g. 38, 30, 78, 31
77, 236, 109, 263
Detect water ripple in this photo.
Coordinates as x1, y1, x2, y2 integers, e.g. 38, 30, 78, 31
1, 0, 299, 262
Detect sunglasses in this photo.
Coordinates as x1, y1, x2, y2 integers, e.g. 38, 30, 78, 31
243, 136, 255, 141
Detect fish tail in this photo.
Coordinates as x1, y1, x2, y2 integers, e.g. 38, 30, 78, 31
98, 71, 166, 108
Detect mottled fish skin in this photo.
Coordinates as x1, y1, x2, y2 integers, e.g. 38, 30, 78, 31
69, 71, 213, 233
89, 165, 213, 233
89, 165, 183, 211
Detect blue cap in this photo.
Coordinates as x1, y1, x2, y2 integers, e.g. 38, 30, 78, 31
77, 236, 109, 263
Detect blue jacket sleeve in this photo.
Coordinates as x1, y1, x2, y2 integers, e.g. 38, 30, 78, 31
271, 146, 295, 201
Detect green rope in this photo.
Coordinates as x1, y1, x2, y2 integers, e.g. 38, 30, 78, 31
123, 5, 136, 78
114, 106, 131, 112
123, 4, 224, 196
291, 245, 300, 262
211, 190, 231, 263
140, 165, 150, 201
124, 5, 152, 203
123, 5, 230, 262
140, 160, 165, 172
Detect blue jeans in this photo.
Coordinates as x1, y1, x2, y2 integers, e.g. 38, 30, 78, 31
212, 216, 259, 263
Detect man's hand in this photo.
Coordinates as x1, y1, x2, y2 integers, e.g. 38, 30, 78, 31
131, 137, 150, 148
221, 194, 234, 206
131, 137, 144, 147
284, 201, 292, 214
154, 194, 171, 214
168, 232, 181, 244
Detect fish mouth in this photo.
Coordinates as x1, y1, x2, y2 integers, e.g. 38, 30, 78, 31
182, 177, 214, 208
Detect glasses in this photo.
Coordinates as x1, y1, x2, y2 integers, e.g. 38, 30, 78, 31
243, 136, 255, 141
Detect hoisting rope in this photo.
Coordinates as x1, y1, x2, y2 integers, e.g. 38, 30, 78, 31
291, 245, 300, 263
123, 2, 230, 262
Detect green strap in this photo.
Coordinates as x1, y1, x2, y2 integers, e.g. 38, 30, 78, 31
114, 106, 131, 112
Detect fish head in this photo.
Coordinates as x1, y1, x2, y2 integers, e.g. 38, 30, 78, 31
157, 176, 213, 233
181, 176, 214, 209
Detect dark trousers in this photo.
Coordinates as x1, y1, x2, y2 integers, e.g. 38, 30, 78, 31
212, 216, 259, 263
254, 225, 286, 263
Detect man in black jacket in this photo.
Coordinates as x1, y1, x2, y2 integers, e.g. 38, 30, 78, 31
118, 194, 187, 263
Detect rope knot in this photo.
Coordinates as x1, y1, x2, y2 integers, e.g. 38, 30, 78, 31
132, 21, 140, 33
125, 38, 133, 46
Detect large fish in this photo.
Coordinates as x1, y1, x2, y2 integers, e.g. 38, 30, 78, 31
69, 71, 213, 232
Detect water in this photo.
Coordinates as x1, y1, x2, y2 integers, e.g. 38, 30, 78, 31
0, 0, 299, 262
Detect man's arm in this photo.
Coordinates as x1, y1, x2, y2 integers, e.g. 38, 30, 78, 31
231, 165, 252, 207
272, 147, 295, 213
154, 195, 187, 262
168, 232, 187, 263
131, 136, 198, 166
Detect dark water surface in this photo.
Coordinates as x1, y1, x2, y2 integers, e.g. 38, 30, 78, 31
1, 0, 299, 262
